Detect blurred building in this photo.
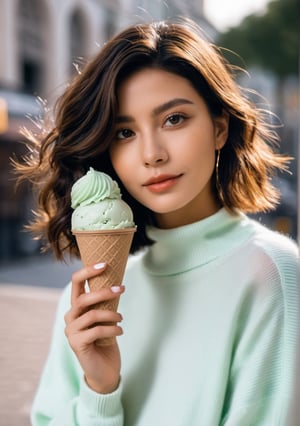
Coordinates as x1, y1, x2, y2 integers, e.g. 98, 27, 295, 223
0, 0, 215, 101
0, 0, 215, 260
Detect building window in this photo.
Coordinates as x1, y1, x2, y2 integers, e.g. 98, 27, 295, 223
104, 7, 117, 40
17, 0, 46, 95
70, 9, 87, 75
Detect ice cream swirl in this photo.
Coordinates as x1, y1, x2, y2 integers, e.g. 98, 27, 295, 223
71, 168, 121, 208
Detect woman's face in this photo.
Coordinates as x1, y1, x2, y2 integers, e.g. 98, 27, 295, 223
110, 68, 228, 228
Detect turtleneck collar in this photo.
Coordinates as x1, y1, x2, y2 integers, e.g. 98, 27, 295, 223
143, 208, 253, 276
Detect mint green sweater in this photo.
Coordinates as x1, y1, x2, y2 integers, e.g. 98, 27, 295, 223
31, 209, 300, 425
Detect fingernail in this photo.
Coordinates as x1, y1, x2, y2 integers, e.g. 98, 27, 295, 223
111, 286, 123, 293
93, 262, 106, 270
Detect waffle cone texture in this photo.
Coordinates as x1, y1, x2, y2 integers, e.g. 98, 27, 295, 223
73, 227, 136, 345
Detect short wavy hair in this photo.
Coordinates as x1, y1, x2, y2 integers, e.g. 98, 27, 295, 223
16, 18, 290, 260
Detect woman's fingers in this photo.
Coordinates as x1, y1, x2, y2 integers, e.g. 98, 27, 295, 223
65, 285, 125, 323
65, 263, 125, 348
70, 262, 107, 305
67, 322, 123, 349
66, 308, 123, 333
65, 308, 123, 348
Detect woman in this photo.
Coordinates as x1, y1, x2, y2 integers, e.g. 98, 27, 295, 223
17, 19, 299, 425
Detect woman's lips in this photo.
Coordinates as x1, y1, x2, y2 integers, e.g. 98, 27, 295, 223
143, 174, 182, 193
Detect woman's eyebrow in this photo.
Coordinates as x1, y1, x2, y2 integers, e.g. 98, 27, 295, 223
115, 115, 133, 124
152, 98, 194, 116
115, 98, 194, 124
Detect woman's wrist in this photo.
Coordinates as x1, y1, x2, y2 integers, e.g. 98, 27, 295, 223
85, 375, 120, 395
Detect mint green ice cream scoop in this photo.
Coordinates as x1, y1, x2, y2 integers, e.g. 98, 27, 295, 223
71, 168, 135, 230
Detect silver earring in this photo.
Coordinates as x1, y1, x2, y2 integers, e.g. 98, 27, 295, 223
216, 150, 224, 203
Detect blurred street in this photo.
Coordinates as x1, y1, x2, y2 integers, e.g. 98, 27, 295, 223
0, 254, 80, 426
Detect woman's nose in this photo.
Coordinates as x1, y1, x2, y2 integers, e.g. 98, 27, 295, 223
142, 135, 169, 167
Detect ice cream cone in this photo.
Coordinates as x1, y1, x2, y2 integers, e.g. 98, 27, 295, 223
73, 227, 136, 345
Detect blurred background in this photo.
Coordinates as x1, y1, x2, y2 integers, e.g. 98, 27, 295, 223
0, 0, 298, 424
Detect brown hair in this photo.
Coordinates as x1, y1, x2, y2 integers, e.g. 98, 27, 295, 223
16, 18, 290, 260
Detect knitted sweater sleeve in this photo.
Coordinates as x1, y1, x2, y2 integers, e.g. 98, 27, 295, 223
222, 235, 299, 426
30, 283, 124, 426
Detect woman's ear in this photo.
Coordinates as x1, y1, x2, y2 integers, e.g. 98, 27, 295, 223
214, 110, 229, 149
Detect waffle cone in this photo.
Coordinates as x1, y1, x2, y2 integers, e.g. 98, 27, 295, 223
73, 227, 136, 345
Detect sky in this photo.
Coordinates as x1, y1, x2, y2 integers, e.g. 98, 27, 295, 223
204, 0, 271, 31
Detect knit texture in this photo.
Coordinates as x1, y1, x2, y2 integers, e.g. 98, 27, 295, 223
31, 209, 299, 425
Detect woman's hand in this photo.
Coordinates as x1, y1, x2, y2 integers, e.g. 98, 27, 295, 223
64, 262, 124, 394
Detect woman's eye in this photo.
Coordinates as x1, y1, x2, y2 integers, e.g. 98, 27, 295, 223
165, 113, 186, 127
116, 128, 134, 140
